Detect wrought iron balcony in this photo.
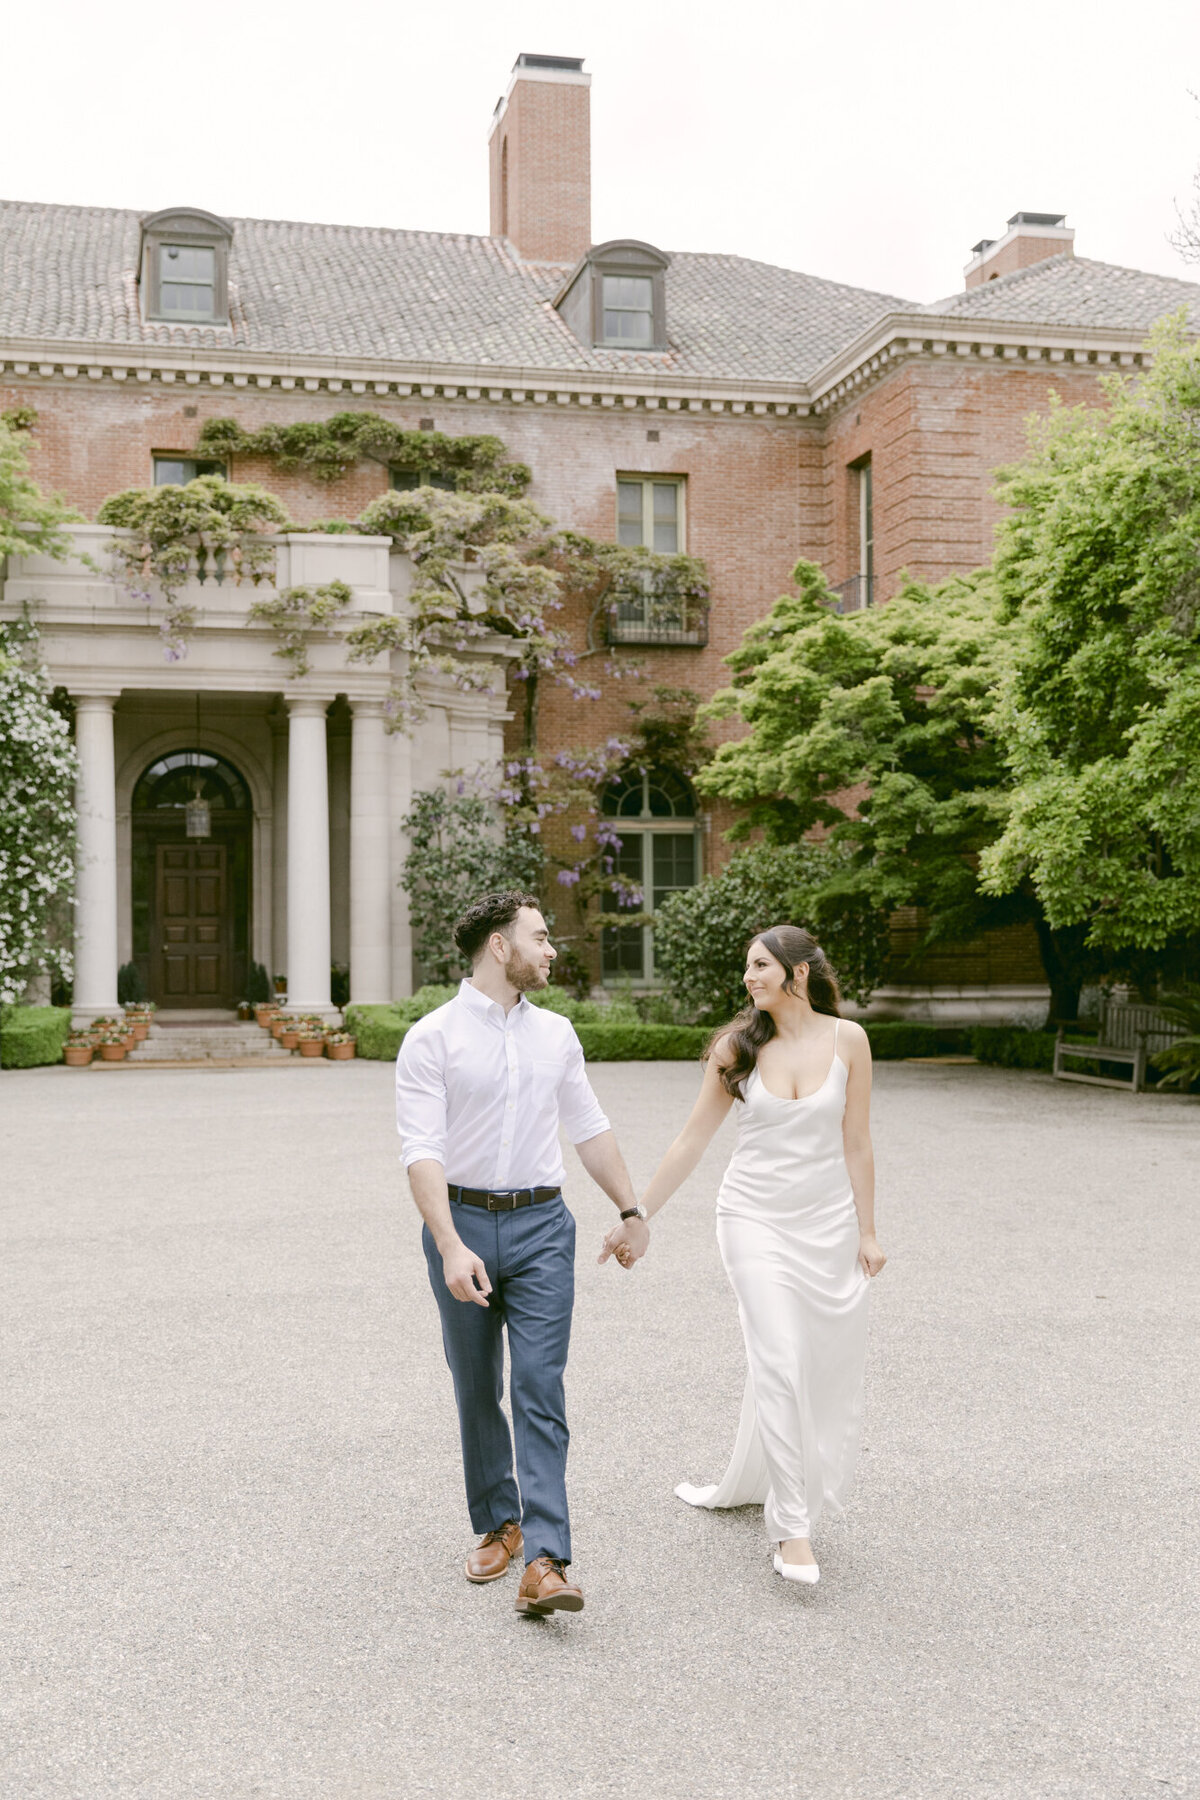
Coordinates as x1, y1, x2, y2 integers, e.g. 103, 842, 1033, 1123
830, 573, 874, 614
605, 600, 709, 647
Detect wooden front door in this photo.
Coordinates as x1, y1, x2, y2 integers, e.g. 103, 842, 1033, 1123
155, 843, 229, 1005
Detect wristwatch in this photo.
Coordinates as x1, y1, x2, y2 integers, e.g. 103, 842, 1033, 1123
619, 1204, 648, 1223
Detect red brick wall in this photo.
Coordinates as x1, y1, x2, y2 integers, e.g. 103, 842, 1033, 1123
488, 74, 591, 263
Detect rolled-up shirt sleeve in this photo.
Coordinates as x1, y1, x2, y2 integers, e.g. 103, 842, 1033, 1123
557, 1027, 610, 1145
395, 1025, 448, 1169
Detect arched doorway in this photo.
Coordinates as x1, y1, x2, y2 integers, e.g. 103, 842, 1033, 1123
131, 749, 252, 1006
600, 765, 699, 983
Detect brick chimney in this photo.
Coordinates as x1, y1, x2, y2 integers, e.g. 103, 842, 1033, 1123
964, 212, 1075, 289
488, 53, 591, 263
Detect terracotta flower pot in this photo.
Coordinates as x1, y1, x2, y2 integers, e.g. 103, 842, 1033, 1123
98, 1042, 128, 1061
271, 1018, 289, 1039
297, 1036, 324, 1057
129, 1020, 150, 1041
63, 1044, 94, 1066
280, 1029, 300, 1050
255, 1006, 277, 1028
325, 1041, 356, 1060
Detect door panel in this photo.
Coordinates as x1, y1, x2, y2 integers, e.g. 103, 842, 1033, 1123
154, 843, 229, 1004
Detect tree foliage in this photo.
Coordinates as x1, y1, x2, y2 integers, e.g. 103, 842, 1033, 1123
0, 618, 78, 1003
652, 841, 890, 1023
979, 317, 1200, 966
400, 788, 545, 982
0, 412, 79, 562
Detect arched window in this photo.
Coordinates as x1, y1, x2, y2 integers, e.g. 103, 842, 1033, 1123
599, 766, 699, 983
133, 749, 250, 813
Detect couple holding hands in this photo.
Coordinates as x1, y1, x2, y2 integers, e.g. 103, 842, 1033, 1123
395, 889, 886, 1617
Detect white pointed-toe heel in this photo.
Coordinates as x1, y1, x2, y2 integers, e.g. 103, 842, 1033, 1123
773, 1552, 820, 1585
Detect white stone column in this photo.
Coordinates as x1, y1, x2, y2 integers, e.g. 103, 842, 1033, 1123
270, 714, 288, 987
328, 716, 351, 969
349, 701, 392, 1003
72, 695, 120, 1022
286, 698, 333, 1015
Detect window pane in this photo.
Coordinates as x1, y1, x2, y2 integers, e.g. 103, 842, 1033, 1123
652, 834, 695, 904
154, 459, 194, 486
618, 480, 645, 547
601, 832, 648, 979
603, 310, 653, 345
603, 275, 652, 309
653, 484, 677, 521
653, 519, 678, 553
163, 245, 215, 282
161, 283, 215, 316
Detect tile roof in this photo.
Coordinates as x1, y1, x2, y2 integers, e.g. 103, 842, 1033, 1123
3, 203, 1198, 387
924, 254, 1200, 333
0, 199, 910, 384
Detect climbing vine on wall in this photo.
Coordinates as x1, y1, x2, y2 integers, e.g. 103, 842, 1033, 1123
247, 581, 353, 678
97, 477, 289, 660
193, 413, 531, 494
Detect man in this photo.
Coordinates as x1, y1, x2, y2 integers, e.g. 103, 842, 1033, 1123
395, 890, 649, 1617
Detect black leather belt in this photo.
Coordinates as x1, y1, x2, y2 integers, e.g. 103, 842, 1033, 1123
447, 1185, 560, 1211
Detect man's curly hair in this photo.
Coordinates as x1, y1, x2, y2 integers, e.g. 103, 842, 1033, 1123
453, 890, 542, 965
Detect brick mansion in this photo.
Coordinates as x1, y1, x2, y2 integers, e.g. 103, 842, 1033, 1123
3, 51, 1199, 1021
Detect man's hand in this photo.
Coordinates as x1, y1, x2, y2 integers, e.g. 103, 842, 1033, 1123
440, 1239, 492, 1306
598, 1216, 650, 1271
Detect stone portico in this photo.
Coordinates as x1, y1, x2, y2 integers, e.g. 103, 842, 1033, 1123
2, 525, 508, 1023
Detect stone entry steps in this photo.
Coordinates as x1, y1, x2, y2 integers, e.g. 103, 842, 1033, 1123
127, 1023, 292, 1063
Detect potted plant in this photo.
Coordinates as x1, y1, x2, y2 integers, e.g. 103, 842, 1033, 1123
273, 973, 288, 996
279, 1017, 301, 1050
324, 1031, 357, 1061
124, 1006, 152, 1042
96, 1029, 129, 1062
63, 1032, 95, 1067
296, 1028, 325, 1057
254, 1001, 279, 1028
270, 1013, 291, 1040
236, 1000, 252, 1022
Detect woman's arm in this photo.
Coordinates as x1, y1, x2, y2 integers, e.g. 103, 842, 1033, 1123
841, 1021, 887, 1278
598, 1040, 736, 1265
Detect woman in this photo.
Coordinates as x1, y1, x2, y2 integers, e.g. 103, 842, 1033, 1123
602, 925, 886, 1585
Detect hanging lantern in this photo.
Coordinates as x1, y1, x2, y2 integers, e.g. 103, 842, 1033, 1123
185, 779, 211, 839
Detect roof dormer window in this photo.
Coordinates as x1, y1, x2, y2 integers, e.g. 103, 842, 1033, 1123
602, 274, 654, 346
139, 207, 233, 326
555, 240, 669, 352
160, 244, 217, 320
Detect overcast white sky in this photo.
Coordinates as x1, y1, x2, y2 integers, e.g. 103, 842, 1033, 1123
5, 0, 1199, 302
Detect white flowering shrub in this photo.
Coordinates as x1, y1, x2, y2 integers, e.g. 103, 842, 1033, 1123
0, 619, 78, 1003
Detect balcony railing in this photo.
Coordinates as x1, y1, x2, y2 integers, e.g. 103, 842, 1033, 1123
605, 600, 709, 647
830, 573, 874, 614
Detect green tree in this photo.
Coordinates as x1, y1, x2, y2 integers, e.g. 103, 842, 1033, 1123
0, 410, 79, 560
653, 840, 890, 1023
400, 788, 545, 982
979, 317, 1200, 987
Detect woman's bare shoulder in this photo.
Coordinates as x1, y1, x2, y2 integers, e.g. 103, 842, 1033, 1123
837, 1016, 870, 1051
708, 1028, 738, 1069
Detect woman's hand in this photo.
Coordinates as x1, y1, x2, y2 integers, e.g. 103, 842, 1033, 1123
598, 1216, 649, 1271
858, 1234, 887, 1278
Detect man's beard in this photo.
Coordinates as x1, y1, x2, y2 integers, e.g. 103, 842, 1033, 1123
505, 947, 547, 992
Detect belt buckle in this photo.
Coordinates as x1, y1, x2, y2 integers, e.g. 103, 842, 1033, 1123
487, 1191, 513, 1211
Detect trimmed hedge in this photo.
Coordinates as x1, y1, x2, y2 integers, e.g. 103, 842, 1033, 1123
346, 992, 1056, 1071
861, 1022, 944, 1060
968, 1027, 1056, 1071
575, 1024, 709, 1062
0, 1005, 72, 1069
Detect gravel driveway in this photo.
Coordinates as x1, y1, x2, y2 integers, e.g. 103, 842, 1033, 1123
2, 1060, 1197, 1799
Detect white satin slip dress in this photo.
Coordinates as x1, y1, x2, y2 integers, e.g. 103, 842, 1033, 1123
676, 1020, 870, 1542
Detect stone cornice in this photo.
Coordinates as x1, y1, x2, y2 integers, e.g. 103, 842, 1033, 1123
0, 308, 1163, 425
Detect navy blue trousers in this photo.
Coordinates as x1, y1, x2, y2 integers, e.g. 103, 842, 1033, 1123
423, 1194, 576, 1565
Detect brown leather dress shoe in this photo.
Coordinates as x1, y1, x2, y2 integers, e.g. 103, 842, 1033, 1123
515, 1555, 584, 1615
465, 1521, 523, 1583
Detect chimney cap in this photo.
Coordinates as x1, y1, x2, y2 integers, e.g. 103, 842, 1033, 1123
514, 52, 585, 73
971, 239, 996, 256
1007, 211, 1066, 228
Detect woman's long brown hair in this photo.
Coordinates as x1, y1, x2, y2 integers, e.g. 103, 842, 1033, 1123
707, 925, 843, 1100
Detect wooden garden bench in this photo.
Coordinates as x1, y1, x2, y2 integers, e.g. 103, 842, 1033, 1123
1054, 999, 1184, 1093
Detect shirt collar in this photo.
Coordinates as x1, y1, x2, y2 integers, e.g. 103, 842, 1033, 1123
456, 977, 528, 1028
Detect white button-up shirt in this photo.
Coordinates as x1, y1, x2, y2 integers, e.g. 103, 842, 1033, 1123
395, 980, 611, 1189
